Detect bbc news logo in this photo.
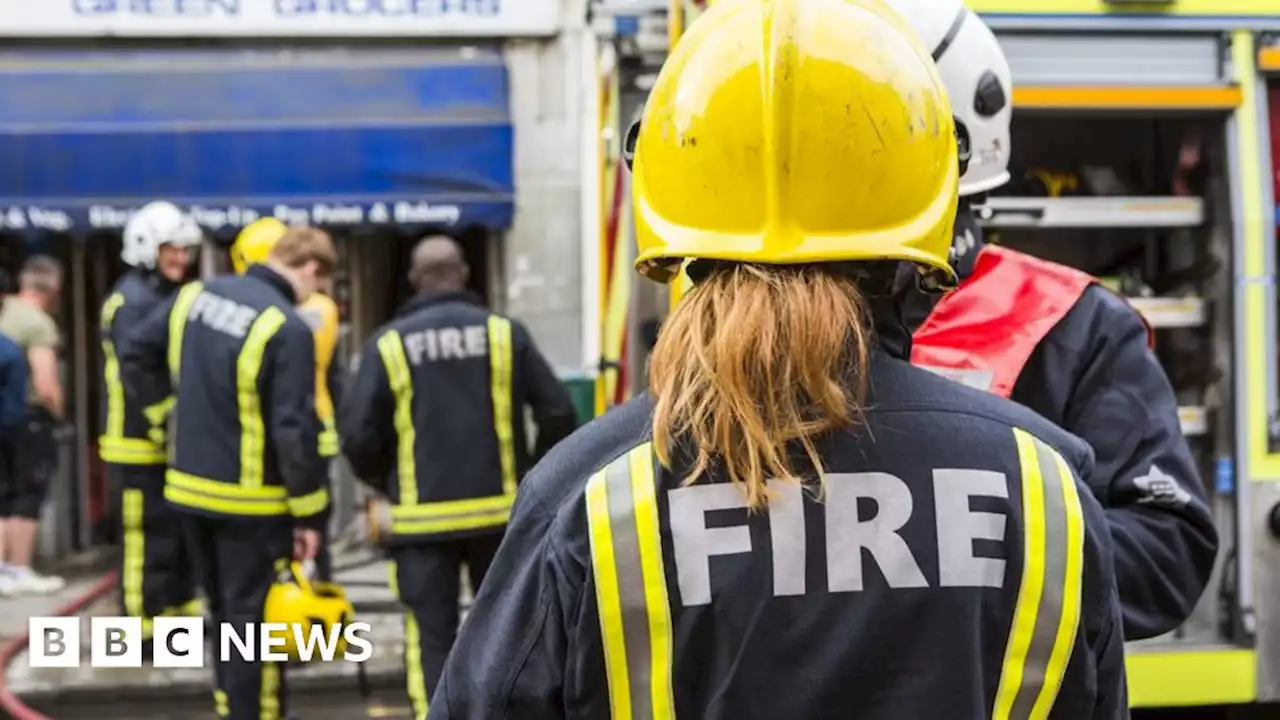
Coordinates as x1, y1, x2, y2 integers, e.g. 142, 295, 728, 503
28, 617, 373, 668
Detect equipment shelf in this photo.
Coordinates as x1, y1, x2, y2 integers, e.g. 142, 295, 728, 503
1126, 296, 1208, 329
1178, 406, 1208, 437
974, 197, 1204, 229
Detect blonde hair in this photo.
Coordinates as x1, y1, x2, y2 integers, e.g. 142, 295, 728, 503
270, 226, 337, 276
649, 264, 874, 511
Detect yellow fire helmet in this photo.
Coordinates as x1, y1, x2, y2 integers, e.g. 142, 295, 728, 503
264, 561, 355, 662
230, 217, 288, 274
630, 0, 960, 285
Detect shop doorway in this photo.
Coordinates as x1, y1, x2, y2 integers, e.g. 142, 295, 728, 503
341, 225, 496, 354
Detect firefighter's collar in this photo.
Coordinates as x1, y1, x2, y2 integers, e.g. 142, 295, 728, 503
397, 289, 484, 317
138, 268, 182, 295
246, 265, 298, 305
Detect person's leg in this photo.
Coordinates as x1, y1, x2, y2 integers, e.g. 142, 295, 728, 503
7, 410, 62, 593
115, 467, 148, 621
217, 517, 292, 720
179, 513, 227, 718
311, 465, 334, 583
0, 436, 14, 578
140, 469, 199, 616
392, 541, 462, 719
462, 532, 505, 595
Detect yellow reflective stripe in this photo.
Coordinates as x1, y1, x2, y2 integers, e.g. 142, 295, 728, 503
121, 489, 145, 620
389, 561, 429, 720
390, 494, 514, 518
994, 429, 1086, 720
165, 597, 203, 617
165, 486, 287, 516
585, 443, 675, 720
100, 294, 166, 465
587, 465, 631, 720
288, 488, 329, 518
143, 396, 176, 427
1035, 450, 1086, 717
391, 511, 511, 536
319, 434, 339, 457
165, 470, 289, 516
261, 658, 281, 720
629, 447, 675, 717
168, 282, 204, 383
101, 293, 126, 438
389, 494, 514, 535
100, 437, 167, 465
237, 308, 287, 490
377, 330, 417, 507
405, 610, 427, 719
487, 316, 517, 496
319, 418, 339, 458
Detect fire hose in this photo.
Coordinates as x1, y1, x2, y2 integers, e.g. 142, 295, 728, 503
0, 571, 119, 720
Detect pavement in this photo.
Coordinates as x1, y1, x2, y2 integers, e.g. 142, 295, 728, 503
0, 547, 476, 716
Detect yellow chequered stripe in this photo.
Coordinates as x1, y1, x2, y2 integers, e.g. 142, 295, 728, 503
585, 443, 675, 720
993, 429, 1086, 720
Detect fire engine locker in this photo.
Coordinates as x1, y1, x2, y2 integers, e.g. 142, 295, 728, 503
971, 0, 1280, 707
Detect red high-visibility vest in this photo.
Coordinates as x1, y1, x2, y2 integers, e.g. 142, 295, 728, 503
911, 245, 1148, 398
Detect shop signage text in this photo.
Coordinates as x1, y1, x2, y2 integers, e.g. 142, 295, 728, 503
0, 0, 560, 36
72, 1, 505, 19
0, 200, 464, 232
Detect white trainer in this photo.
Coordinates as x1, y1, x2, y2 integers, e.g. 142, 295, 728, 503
6, 568, 66, 596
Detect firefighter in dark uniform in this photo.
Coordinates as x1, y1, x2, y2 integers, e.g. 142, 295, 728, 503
339, 235, 577, 720
430, 1, 1127, 717
100, 201, 203, 642
889, 0, 1218, 640
230, 218, 345, 582
118, 226, 335, 720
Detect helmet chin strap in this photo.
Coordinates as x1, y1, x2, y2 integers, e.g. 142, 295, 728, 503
948, 199, 985, 281
955, 118, 972, 178
622, 119, 641, 172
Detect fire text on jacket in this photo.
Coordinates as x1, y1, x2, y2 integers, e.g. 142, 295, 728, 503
669, 471, 1010, 606
402, 326, 488, 364
187, 292, 259, 340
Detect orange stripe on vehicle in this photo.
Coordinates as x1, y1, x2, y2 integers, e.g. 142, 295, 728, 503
1013, 86, 1241, 111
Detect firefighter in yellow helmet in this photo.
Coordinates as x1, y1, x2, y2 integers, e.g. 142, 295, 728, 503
429, 0, 1127, 717
232, 218, 342, 581
119, 225, 335, 720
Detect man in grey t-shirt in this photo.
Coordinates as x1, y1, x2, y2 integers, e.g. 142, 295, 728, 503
0, 256, 66, 595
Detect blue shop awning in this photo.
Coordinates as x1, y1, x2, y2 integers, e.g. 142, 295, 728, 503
0, 47, 514, 235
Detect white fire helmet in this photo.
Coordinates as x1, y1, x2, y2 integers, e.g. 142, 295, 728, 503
884, 0, 1013, 196
121, 201, 203, 269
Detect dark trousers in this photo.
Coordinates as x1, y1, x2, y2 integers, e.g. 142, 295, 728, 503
181, 512, 293, 720
313, 463, 334, 583
113, 465, 197, 632
314, 507, 333, 583
0, 408, 57, 519
390, 533, 504, 720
